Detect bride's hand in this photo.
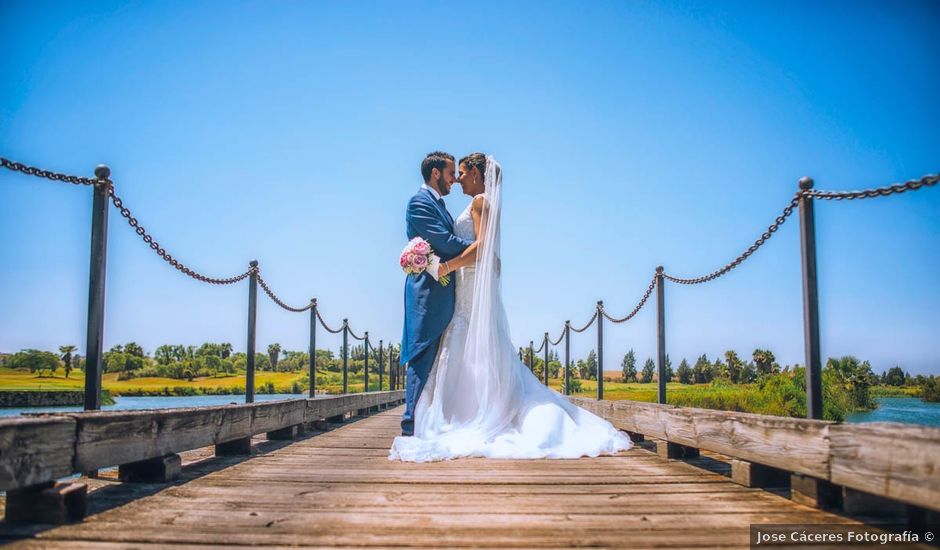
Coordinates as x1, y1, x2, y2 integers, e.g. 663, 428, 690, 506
438, 261, 450, 278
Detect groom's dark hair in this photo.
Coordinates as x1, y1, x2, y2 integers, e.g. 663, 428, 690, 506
421, 151, 454, 183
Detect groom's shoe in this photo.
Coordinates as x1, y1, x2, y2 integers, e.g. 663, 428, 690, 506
401, 420, 414, 437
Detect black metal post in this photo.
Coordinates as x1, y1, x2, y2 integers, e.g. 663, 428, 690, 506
798, 177, 823, 419
364, 333, 370, 393
246, 260, 258, 404
342, 320, 349, 394
543, 333, 549, 386
564, 321, 571, 396
656, 266, 666, 404
379, 340, 384, 391
528, 341, 534, 373
308, 298, 316, 399
84, 165, 110, 411
596, 301, 604, 400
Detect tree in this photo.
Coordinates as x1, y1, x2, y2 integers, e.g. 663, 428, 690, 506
724, 350, 743, 383
584, 350, 597, 381
662, 354, 674, 383
826, 356, 877, 410
267, 343, 281, 371
220, 342, 233, 359
752, 349, 777, 376
154, 345, 175, 365
641, 358, 655, 383
884, 366, 907, 387
124, 342, 145, 357
8, 350, 60, 377
676, 358, 692, 384
693, 354, 712, 383
59, 345, 77, 379
621, 349, 637, 383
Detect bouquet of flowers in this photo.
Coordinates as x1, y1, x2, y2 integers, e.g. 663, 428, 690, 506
400, 237, 450, 286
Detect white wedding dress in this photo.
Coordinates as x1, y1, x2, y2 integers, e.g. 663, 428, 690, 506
389, 157, 632, 462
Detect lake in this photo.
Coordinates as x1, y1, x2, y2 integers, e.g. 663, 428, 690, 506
846, 396, 940, 427
0, 393, 305, 417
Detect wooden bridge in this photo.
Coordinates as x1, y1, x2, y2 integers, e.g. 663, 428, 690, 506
2, 392, 938, 548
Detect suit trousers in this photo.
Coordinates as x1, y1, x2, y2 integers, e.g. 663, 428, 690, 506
400, 336, 442, 436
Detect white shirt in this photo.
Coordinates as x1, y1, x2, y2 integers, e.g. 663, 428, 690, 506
421, 183, 442, 202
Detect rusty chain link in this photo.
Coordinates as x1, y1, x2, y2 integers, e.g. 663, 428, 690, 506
256, 271, 314, 312
548, 327, 566, 346
316, 309, 345, 334
662, 192, 802, 285
601, 274, 658, 323
805, 173, 939, 200
1, 157, 99, 186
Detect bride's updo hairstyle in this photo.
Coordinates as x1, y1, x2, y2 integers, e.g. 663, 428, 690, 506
459, 152, 487, 184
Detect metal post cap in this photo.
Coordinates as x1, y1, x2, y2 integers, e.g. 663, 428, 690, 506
310, 298, 317, 305
94, 165, 111, 179
656, 265, 664, 273
799, 176, 815, 190
249, 260, 259, 267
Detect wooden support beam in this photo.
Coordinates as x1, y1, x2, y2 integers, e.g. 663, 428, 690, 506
266, 425, 299, 440
790, 474, 842, 510
215, 437, 252, 456
731, 459, 789, 488
118, 454, 181, 483
5, 481, 87, 524
653, 438, 699, 459
842, 488, 907, 518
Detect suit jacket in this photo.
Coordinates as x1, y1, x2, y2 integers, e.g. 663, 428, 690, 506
400, 187, 472, 365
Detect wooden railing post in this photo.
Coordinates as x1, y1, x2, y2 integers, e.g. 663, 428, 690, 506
246, 260, 258, 404
656, 266, 666, 404
564, 321, 571, 395
342, 320, 349, 394
798, 177, 823, 419
308, 298, 316, 399
596, 300, 604, 400
364, 333, 370, 393
84, 164, 110, 411
379, 340, 384, 391
543, 332, 549, 386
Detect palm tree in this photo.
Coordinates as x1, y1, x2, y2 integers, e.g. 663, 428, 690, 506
59, 345, 77, 379
267, 343, 281, 371
220, 342, 233, 360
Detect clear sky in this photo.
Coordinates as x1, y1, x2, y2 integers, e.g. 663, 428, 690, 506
1, 1, 938, 375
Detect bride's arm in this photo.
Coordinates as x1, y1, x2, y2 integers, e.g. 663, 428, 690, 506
438, 195, 485, 277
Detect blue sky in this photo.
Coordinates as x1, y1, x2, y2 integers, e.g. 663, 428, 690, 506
1, 0, 938, 375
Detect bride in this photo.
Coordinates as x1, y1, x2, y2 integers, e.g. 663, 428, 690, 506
389, 154, 632, 462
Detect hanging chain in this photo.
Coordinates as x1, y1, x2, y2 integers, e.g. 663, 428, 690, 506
548, 327, 566, 346
805, 173, 938, 200
601, 274, 658, 323
316, 309, 345, 334
348, 325, 366, 341
568, 310, 599, 333
108, 188, 254, 285
256, 271, 314, 312
0, 157, 98, 186
661, 192, 801, 285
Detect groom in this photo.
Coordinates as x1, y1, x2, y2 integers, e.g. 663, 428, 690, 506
400, 151, 473, 436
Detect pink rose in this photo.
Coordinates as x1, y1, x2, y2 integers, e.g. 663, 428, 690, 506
413, 240, 431, 256
412, 254, 428, 268
400, 252, 410, 268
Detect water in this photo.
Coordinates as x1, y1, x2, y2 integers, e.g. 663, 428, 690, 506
0, 393, 307, 417
846, 397, 940, 427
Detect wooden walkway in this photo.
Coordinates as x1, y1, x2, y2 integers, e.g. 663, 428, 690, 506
3, 406, 866, 548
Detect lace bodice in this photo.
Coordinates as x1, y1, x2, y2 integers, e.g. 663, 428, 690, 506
453, 204, 475, 319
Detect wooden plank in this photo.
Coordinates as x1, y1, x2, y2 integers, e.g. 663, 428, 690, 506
570, 397, 832, 479
0, 416, 76, 491
829, 422, 940, 512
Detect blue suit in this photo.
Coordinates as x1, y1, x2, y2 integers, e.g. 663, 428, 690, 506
400, 187, 472, 435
